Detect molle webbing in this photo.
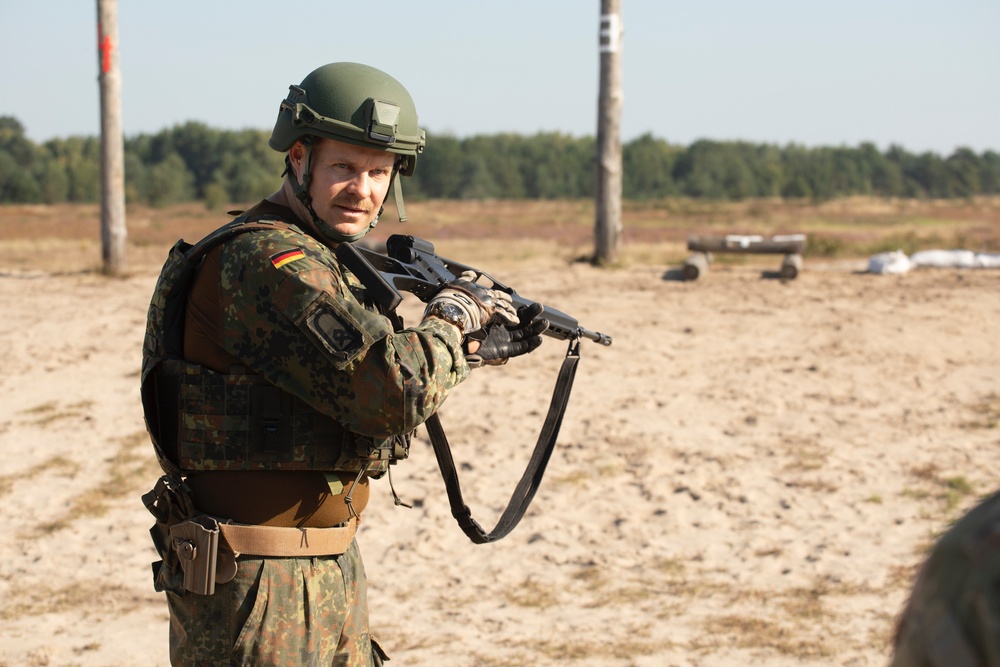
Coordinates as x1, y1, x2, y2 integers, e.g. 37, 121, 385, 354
142, 216, 302, 475
160, 359, 386, 473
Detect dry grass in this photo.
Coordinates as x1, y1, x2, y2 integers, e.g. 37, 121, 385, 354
2, 196, 999, 274
19, 400, 94, 428
687, 575, 884, 658
504, 577, 562, 610
0, 579, 148, 622
557, 549, 906, 660
780, 441, 830, 473
695, 614, 835, 658
19, 430, 157, 538
0, 454, 79, 499
904, 463, 977, 516
961, 392, 1000, 430
466, 616, 674, 664
513, 633, 674, 662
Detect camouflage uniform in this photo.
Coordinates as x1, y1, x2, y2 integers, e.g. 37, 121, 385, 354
189, 210, 467, 445
152, 201, 471, 666
166, 542, 375, 667
891, 490, 1000, 667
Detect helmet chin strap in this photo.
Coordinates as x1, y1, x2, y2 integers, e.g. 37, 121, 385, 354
391, 166, 408, 222
284, 143, 380, 244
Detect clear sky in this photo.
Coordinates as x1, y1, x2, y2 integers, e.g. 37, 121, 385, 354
2, 0, 997, 155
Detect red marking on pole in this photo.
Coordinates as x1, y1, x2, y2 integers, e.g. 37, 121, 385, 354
99, 35, 114, 73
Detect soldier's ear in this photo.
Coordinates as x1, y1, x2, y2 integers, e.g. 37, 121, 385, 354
288, 142, 305, 174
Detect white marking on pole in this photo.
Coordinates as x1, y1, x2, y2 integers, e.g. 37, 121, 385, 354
600, 13, 621, 54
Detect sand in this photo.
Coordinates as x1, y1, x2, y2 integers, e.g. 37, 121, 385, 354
1, 248, 998, 666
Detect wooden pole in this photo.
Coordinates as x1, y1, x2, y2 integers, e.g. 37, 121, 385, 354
595, 0, 623, 265
97, 0, 126, 275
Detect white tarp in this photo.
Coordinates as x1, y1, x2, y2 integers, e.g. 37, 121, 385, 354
910, 249, 978, 268
867, 250, 912, 274
868, 249, 1000, 274
978, 254, 1000, 268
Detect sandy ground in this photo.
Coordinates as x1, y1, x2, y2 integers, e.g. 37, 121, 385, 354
1, 242, 999, 667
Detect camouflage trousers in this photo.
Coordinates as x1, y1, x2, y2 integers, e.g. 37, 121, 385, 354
166, 539, 380, 666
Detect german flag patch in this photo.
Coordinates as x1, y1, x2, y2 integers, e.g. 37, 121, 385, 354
270, 249, 306, 269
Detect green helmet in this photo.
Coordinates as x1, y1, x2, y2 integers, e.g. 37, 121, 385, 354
269, 63, 425, 238
270, 62, 425, 177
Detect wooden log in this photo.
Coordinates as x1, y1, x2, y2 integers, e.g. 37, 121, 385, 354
779, 253, 802, 279
688, 234, 806, 255
683, 252, 710, 281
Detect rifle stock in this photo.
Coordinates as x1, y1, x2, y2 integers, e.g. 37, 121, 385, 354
336, 235, 612, 346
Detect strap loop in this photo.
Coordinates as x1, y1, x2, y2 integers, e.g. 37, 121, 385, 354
426, 339, 581, 544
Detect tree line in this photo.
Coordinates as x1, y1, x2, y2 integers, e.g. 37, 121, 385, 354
1, 115, 998, 206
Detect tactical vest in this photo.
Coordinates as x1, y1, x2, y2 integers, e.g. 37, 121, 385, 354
140, 212, 402, 477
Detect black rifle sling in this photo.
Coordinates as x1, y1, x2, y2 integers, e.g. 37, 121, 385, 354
334, 243, 584, 544
425, 339, 582, 544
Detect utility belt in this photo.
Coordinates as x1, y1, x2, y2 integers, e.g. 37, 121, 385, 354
143, 475, 359, 596
169, 515, 360, 595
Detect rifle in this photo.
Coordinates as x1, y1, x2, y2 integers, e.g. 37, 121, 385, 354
335, 234, 612, 347
334, 234, 611, 545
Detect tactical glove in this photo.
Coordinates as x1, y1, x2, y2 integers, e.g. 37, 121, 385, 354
423, 270, 518, 334
466, 303, 549, 368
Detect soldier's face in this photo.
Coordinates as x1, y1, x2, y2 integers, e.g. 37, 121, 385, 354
290, 138, 395, 237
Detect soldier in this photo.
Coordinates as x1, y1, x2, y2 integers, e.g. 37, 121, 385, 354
890, 489, 1000, 666
139, 62, 547, 666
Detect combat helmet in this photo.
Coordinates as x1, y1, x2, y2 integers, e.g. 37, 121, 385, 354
269, 62, 426, 241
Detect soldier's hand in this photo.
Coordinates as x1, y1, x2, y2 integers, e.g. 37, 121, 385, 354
423, 270, 518, 334
465, 303, 548, 367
